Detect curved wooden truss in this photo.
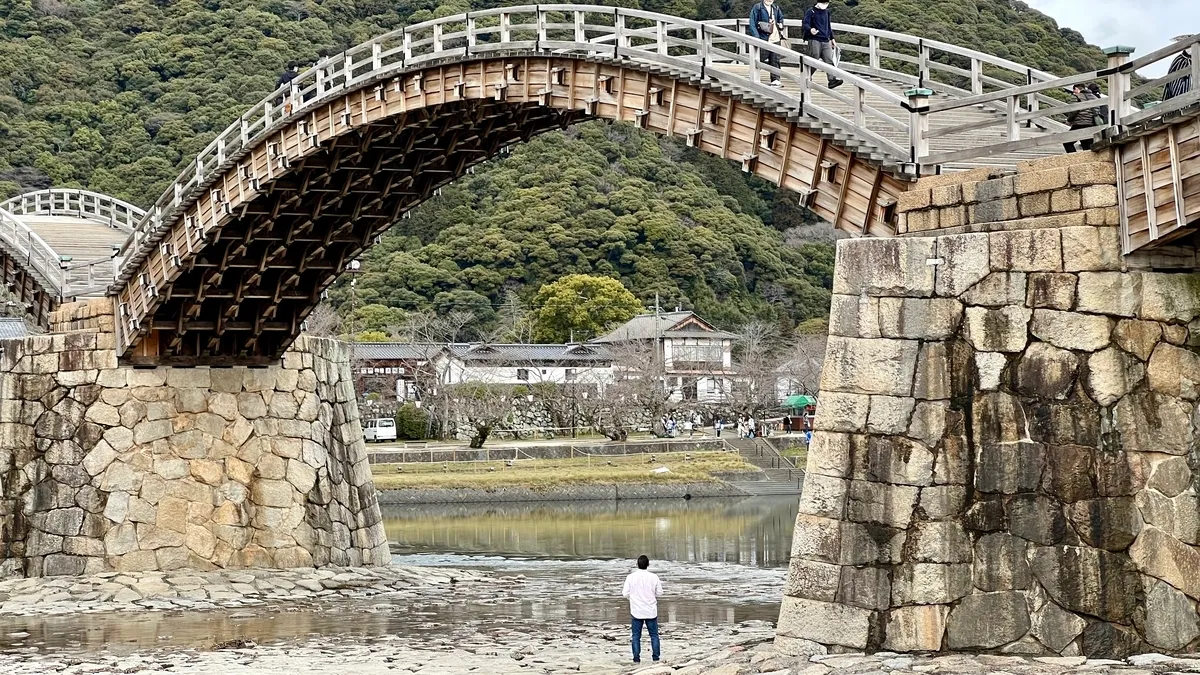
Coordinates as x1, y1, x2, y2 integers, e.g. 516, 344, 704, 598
113, 56, 909, 363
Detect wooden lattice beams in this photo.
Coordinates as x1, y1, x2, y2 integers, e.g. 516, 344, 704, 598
115, 57, 909, 364
1119, 115, 1200, 254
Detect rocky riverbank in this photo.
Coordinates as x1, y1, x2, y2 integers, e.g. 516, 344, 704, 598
377, 479, 754, 504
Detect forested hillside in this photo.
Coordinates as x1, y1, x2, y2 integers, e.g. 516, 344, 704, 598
0, 0, 1109, 336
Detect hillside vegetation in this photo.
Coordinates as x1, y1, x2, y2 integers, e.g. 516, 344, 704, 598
0, 0, 1109, 336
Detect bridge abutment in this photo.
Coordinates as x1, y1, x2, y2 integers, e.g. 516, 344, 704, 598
781, 150, 1200, 658
0, 300, 388, 577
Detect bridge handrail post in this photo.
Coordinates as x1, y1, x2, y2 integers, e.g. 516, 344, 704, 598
868, 34, 880, 70
573, 10, 585, 43
656, 19, 667, 57
614, 11, 626, 51
1005, 93, 1019, 141
1103, 46, 1136, 128
917, 39, 929, 88
970, 58, 983, 95
906, 87, 932, 171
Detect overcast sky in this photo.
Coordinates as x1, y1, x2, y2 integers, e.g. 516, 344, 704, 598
1023, 0, 1197, 73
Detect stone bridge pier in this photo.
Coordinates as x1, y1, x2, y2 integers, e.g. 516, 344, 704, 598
780, 150, 1200, 659
0, 299, 389, 577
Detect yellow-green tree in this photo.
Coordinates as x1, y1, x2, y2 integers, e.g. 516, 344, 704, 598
531, 274, 642, 343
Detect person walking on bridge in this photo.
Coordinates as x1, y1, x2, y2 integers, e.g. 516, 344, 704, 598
749, 0, 786, 87
622, 554, 663, 663
1164, 35, 1194, 101
802, 1, 843, 90
1063, 82, 1100, 153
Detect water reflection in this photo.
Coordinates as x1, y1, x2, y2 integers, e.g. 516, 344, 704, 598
383, 496, 799, 568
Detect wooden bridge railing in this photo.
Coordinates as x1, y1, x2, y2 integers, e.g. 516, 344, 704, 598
0, 206, 68, 299
1, 189, 143, 233
107, 6, 1200, 307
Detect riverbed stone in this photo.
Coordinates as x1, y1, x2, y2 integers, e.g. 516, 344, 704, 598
946, 591, 1031, 649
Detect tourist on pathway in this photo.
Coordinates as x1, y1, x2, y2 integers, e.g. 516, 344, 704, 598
748, 0, 786, 86
783, 415, 792, 433
1164, 35, 1194, 101
714, 418, 724, 437
801, 1, 843, 90
1063, 82, 1101, 153
622, 555, 663, 663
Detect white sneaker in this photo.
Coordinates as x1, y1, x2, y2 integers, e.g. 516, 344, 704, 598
770, 80, 781, 87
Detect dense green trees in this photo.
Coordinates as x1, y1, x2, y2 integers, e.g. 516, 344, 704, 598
530, 274, 643, 343
0, 0, 1112, 338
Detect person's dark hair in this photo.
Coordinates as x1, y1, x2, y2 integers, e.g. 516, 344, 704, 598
1088, 83, 1101, 95
637, 555, 650, 569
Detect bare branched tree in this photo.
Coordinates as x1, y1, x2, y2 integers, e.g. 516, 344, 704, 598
489, 290, 534, 343
595, 340, 679, 439
779, 334, 828, 397
302, 302, 344, 337
434, 382, 517, 448
718, 320, 792, 417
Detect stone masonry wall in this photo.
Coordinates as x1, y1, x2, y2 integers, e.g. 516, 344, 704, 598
0, 301, 389, 576
778, 150, 1200, 659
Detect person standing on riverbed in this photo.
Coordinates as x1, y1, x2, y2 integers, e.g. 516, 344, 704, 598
622, 555, 663, 663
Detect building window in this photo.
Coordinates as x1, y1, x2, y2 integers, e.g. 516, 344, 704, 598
517, 368, 530, 381
565, 368, 577, 382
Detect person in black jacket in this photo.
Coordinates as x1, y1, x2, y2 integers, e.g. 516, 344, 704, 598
801, 1, 843, 89
748, 0, 786, 86
1063, 83, 1100, 153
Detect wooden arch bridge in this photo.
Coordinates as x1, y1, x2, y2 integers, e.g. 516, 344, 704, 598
4, 7, 1198, 363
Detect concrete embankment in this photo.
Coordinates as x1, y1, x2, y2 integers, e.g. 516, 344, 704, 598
367, 437, 728, 464
376, 473, 761, 504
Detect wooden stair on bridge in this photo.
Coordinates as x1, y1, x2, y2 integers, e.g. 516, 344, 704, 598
19, 216, 127, 294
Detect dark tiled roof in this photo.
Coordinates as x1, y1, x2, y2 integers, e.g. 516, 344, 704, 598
350, 342, 612, 363
0, 318, 29, 339
592, 311, 736, 342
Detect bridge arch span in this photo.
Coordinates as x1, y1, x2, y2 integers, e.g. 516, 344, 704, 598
110, 33, 913, 363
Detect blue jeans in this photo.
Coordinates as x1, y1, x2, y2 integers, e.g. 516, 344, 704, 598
631, 616, 660, 662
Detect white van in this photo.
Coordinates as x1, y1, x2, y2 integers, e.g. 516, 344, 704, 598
363, 418, 398, 443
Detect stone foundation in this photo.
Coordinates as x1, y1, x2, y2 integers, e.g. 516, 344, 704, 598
0, 300, 389, 576
779, 151, 1200, 658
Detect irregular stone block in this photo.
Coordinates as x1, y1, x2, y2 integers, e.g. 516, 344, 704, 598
784, 559, 841, 602
1031, 601, 1087, 653
804, 432, 852, 478
892, 562, 972, 604
1076, 272, 1141, 317
867, 396, 915, 434
919, 485, 967, 519
1085, 347, 1144, 407
1009, 494, 1067, 545
990, 229, 1062, 272
911, 520, 972, 563
797, 474, 848, 519
1015, 342, 1079, 400
946, 591, 1031, 649
1140, 273, 1200, 323
974, 533, 1031, 592
878, 298, 963, 340
1031, 545, 1141, 622
850, 435, 934, 487
1129, 526, 1200, 599
1026, 272, 1076, 310
884, 605, 948, 652
1144, 578, 1200, 652
975, 443, 1044, 494
1046, 445, 1096, 503
1147, 456, 1193, 498
833, 238, 937, 298
821, 337, 919, 397
1147, 343, 1200, 400
964, 306, 1032, 353
828, 295, 881, 338
961, 272, 1027, 307
837, 565, 890, 610
1112, 391, 1193, 455
1081, 184, 1118, 208
907, 401, 947, 447
972, 197, 1019, 224
1030, 310, 1112, 352
1066, 497, 1140, 551
812, 392, 870, 432
1079, 622, 1142, 660
1014, 167, 1069, 195
975, 352, 1007, 391
935, 233, 990, 297
847, 480, 919, 529
963, 496, 1008, 532
776, 596, 872, 649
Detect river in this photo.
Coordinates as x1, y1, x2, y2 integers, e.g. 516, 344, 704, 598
385, 495, 799, 626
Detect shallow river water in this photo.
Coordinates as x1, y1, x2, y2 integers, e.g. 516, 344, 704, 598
0, 496, 797, 663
